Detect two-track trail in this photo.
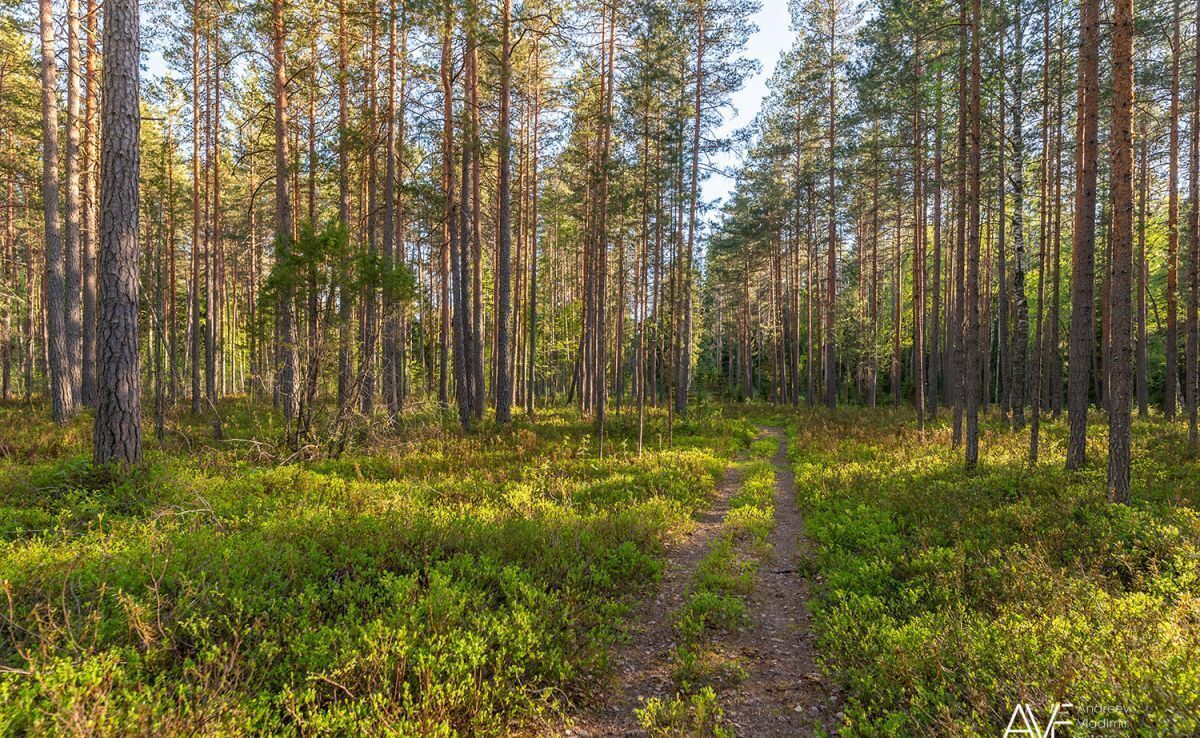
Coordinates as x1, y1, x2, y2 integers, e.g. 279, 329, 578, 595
719, 427, 839, 737
565, 427, 838, 737
566, 461, 745, 737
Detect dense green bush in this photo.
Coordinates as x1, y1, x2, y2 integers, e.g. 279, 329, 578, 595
0, 402, 754, 735
791, 410, 1200, 737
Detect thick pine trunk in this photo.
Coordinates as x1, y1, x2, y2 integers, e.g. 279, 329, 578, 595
93, 0, 142, 465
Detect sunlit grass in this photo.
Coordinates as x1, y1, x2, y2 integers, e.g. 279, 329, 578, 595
0, 398, 755, 735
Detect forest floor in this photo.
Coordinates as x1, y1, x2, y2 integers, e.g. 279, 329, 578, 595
1, 401, 1199, 736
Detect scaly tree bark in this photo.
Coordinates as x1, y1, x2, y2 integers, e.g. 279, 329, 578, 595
39, 0, 76, 423
93, 0, 142, 465
1106, 0, 1132, 501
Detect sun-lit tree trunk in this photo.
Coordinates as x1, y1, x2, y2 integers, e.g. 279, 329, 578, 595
824, 1, 838, 411
1166, 0, 1181, 418
336, 0, 352, 413
930, 67, 943, 419
1136, 129, 1148, 417
39, 0, 76, 424
272, 0, 298, 426
190, 4, 202, 415
1188, 0, 1200, 451
82, 0, 100, 407
1009, 0, 1028, 430
93, 0, 142, 465
913, 30, 926, 432
66, 0, 84, 402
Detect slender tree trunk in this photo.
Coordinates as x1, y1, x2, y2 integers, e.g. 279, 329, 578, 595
952, 0, 968, 447
336, 0, 353, 412
1166, 0, 1181, 418
965, 0, 982, 466
82, 0, 100, 407
1010, 0, 1028, 429
913, 31, 926, 431
1136, 128, 1148, 417
1107, 0, 1133, 501
824, 4, 838, 410
40, 0, 76, 423
272, 0, 298, 426
495, 0, 514, 424
1188, 0, 1200, 450
93, 0, 142, 465
66, 0, 84, 401
930, 68, 943, 419
1066, 0, 1099, 470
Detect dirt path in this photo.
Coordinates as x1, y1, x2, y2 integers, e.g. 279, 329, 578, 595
565, 427, 838, 737
719, 427, 839, 737
566, 462, 746, 737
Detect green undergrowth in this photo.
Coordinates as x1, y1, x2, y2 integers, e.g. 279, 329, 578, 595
790, 409, 1200, 737
0, 400, 756, 736
637, 438, 779, 737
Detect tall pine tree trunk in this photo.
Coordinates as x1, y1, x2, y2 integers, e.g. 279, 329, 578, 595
1066, 0, 1099, 470
1106, 0, 1133, 501
93, 0, 142, 465
39, 0, 76, 423
495, 0, 514, 424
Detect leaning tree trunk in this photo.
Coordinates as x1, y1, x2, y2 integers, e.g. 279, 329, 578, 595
39, 0, 76, 424
93, 0, 142, 465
